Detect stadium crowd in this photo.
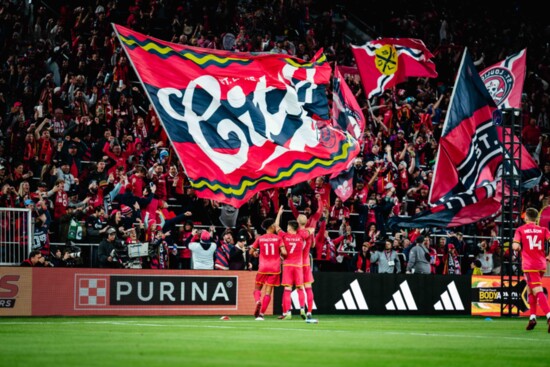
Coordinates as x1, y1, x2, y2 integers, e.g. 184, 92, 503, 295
0, 0, 549, 275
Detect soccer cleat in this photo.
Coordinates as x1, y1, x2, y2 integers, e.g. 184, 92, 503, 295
300, 308, 306, 320
255, 316, 264, 321
254, 301, 261, 318
526, 319, 537, 331
306, 318, 319, 324
278, 312, 292, 320
306, 312, 312, 320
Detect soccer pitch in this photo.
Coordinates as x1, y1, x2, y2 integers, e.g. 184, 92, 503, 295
1, 316, 550, 367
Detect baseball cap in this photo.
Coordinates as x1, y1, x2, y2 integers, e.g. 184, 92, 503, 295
38, 181, 48, 187
397, 129, 404, 134
200, 230, 211, 242
237, 234, 247, 242
107, 227, 117, 235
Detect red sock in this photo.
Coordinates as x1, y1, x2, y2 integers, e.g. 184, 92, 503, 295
306, 287, 314, 313
298, 288, 305, 308
283, 290, 292, 314
260, 294, 271, 314
529, 294, 537, 316
254, 290, 261, 303
536, 292, 550, 315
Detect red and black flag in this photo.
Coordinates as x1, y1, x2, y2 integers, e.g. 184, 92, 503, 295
389, 50, 540, 230
113, 25, 361, 207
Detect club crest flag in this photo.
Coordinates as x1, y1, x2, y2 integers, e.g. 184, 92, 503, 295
113, 25, 360, 207
480, 49, 527, 109
351, 38, 437, 99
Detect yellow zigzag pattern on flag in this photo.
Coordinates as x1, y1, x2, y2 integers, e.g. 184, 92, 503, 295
119, 34, 326, 68
119, 34, 250, 66
190, 135, 355, 196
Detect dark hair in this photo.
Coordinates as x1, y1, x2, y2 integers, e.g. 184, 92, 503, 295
261, 218, 275, 230
474, 259, 482, 268
287, 220, 299, 231
28, 250, 41, 259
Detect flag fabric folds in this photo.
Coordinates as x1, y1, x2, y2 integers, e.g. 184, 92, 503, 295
351, 38, 437, 99
329, 66, 365, 202
480, 49, 527, 109
388, 50, 539, 230
113, 24, 360, 207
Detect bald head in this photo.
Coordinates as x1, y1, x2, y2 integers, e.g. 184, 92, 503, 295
297, 214, 307, 227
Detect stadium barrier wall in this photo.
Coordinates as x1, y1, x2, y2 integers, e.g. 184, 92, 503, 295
0, 268, 269, 316
274, 273, 473, 315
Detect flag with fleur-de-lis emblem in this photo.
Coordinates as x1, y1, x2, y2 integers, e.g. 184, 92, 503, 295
352, 38, 437, 99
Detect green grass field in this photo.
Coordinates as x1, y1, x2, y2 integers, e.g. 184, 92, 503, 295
1, 316, 550, 367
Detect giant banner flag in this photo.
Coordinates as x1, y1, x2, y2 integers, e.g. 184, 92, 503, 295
113, 25, 360, 207
388, 50, 540, 230
351, 38, 437, 99
480, 49, 527, 109
329, 65, 365, 202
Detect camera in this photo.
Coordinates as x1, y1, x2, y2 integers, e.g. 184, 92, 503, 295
68, 251, 81, 258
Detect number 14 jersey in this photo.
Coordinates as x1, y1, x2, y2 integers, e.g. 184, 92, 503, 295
513, 223, 550, 271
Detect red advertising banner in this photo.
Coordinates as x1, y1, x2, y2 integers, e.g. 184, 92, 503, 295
31, 269, 267, 316
0, 268, 32, 316
471, 275, 550, 317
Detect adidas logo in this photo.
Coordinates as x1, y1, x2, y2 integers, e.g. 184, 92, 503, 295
334, 279, 368, 310
434, 281, 464, 311
385, 281, 417, 311
291, 289, 317, 310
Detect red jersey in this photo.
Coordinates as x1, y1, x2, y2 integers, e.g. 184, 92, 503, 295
279, 231, 306, 267
53, 191, 68, 220
513, 223, 550, 271
299, 228, 313, 267
252, 233, 283, 274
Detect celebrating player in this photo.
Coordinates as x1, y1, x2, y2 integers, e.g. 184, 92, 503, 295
275, 206, 311, 320
297, 213, 316, 322
249, 218, 287, 320
512, 207, 550, 331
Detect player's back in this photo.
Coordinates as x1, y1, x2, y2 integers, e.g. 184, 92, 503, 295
514, 223, 549, 271
298, 228, 313, 267
281, 232, 305, 267
253, 233, 283, 274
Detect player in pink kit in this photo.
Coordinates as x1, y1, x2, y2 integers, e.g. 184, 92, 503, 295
274, 206, 310, 320
512, 207, 550, 332
297, 214, 317, 322
249, 218, 287, 321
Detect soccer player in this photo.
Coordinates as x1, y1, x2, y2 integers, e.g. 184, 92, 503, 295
249, 218, 287, 321
512, 207, 550, 331
297, 213, 316, 321
275, 206, 310, 320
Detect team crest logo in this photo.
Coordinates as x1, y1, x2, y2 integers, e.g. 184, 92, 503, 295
481, 67, 514, 106
375, 45, 398, 75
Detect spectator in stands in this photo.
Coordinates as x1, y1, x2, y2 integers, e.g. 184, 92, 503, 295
406, 236, 431, 274
370, 239, 401, 274
353, 242, 372, 273
229, 234, 250, 270
98, 227, 120, 268
189, 229, 216, 270
21, 250, 50, 267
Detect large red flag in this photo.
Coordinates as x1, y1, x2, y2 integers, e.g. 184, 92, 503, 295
389, 50, 540, 230
113, 25, 360, 208
351, 38, 437, 99
479, 49, 527, 108
480, 49, 527, 109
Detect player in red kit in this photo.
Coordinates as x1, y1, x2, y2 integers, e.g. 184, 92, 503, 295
249, 218, 287, 321
275, 206, 310, 320
297, 213, 317, 323
512, 207, 550, 331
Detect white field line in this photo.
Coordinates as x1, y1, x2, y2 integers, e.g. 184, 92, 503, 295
1, 320, 549, 342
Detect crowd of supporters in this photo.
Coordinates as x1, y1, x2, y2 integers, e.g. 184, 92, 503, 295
1, 0, 549, 274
